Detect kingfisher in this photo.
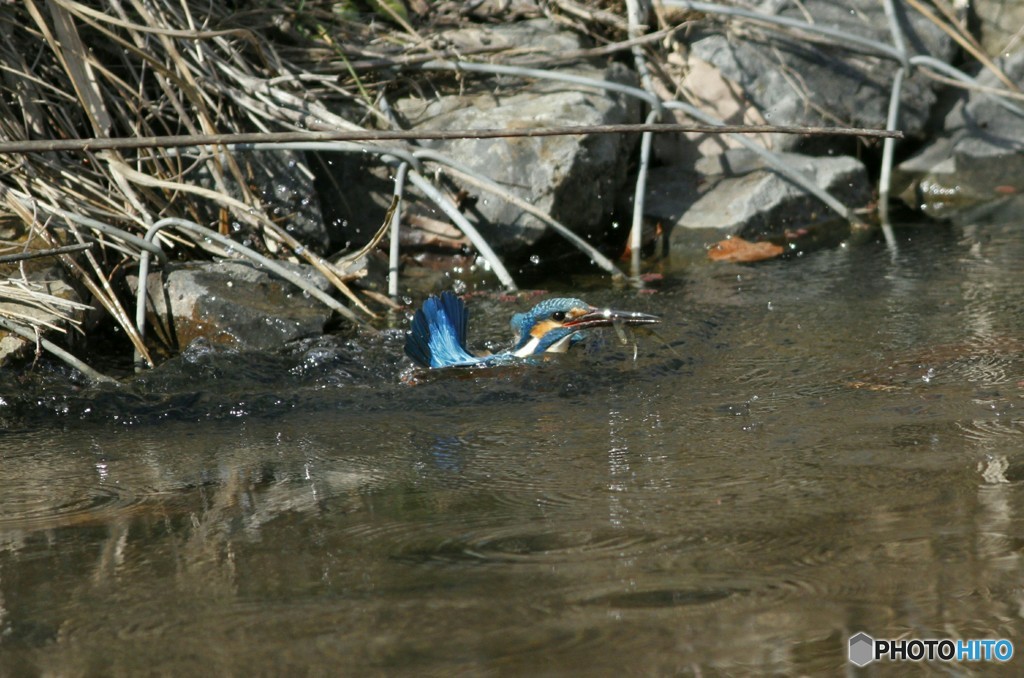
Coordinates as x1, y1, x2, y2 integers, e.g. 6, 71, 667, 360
405, 291, 660, 369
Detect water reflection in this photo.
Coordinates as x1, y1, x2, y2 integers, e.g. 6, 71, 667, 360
2, 223, 1024, 673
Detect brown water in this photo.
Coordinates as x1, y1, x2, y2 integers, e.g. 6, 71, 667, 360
2, 220, 1024, 675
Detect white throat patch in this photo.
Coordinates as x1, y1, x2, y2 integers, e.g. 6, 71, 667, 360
512, 332, 574, 357
512, 336, 541, 358
543, 334, 574, 353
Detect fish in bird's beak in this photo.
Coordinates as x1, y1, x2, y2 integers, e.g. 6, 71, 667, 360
562, 307, 661, 332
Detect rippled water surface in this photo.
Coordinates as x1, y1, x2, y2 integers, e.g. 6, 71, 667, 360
3, 219, 1024, 675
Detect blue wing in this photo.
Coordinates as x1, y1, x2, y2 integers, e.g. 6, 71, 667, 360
405, 291, 486, 368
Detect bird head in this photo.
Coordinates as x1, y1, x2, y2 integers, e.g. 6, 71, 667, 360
510, 297, 660, 357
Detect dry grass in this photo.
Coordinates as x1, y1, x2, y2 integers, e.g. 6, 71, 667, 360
0, 1, 412, 368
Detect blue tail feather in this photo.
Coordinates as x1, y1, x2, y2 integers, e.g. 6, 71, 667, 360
405, 291, 482, 368
405, 303, 434, 368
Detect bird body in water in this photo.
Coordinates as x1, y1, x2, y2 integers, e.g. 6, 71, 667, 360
405, 291, 660, 369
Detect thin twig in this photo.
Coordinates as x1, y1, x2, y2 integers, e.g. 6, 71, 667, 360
881, 0, 911, 71
0, 123, 903, 156
878, 67, 905, 243
878, 0, 906, 246
625, 0, 659, 278
0, 242, 94, 263
388, 162, 409, 299
632, 110, 659, 277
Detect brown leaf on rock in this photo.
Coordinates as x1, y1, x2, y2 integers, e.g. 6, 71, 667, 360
707, 237, 784, 263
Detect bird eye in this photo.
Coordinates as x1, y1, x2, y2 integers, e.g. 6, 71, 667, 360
552, 311, 566, 321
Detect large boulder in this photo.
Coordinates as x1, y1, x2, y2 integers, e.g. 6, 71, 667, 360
683, 0, 957, 151
318, 19, 642, 258
894, 50, 1024, 217
643, 149, 872, 244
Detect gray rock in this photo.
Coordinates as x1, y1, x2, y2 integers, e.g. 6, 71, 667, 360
644, 149, 872, 241
895, 50, 1024, 217
689, 0, 956, 149
134, 260, 332, 352
321, 19, 641, 257
972, 0, 1024, 57
434, 0, 542, 22
398, 67, 640, 252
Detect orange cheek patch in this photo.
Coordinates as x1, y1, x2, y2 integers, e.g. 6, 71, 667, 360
530, 319, 560, 339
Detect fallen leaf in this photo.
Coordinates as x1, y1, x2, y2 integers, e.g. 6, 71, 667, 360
707, 237, 784, 263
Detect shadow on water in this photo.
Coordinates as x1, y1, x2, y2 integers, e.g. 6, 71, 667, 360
3, 221, 1024, 674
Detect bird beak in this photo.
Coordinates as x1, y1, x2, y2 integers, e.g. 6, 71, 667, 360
564, 306, 661, 331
